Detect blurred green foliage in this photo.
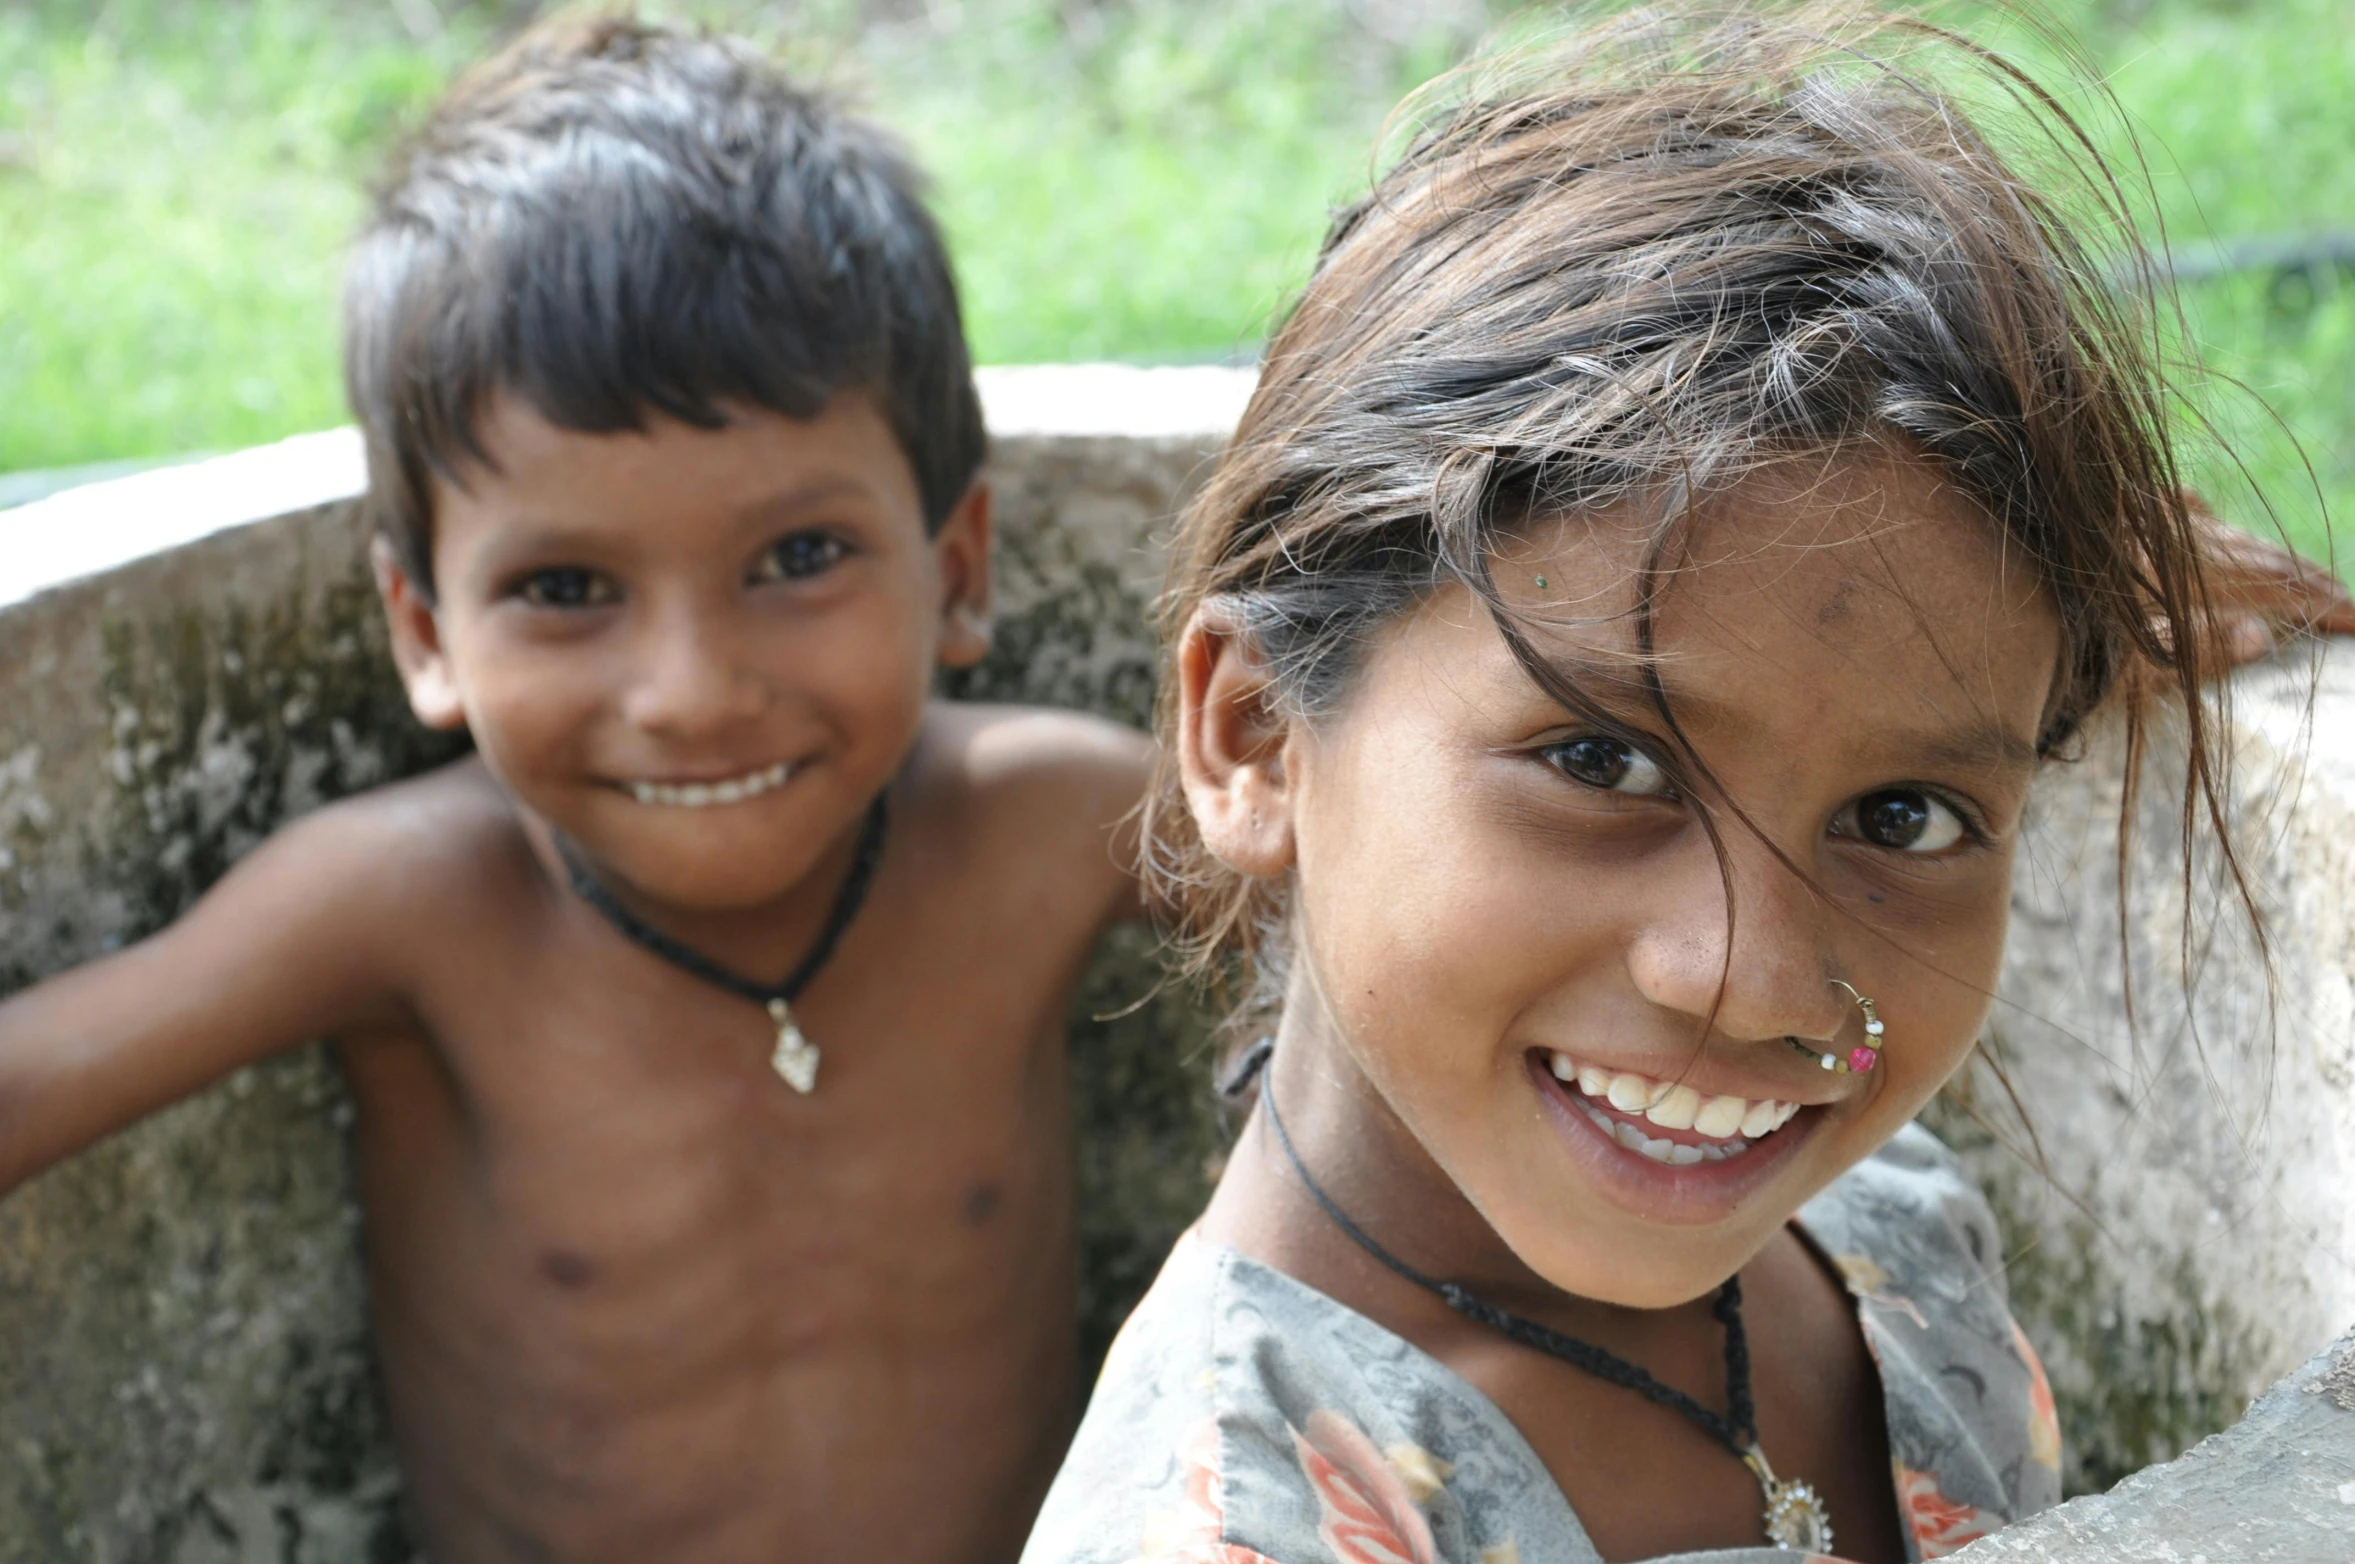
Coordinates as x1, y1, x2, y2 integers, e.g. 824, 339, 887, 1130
0, 0, 2347, 562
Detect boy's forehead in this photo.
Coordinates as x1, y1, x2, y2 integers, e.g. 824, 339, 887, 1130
437, 388, 924, 532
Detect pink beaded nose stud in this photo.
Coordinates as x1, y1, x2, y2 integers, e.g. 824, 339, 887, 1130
1788, 980, 1885, 1074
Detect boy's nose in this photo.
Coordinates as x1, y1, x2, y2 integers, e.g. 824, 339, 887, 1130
621, 616, 770, 738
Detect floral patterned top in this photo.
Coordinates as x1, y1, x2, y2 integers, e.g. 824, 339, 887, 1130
1021, 1124, 2061, 1564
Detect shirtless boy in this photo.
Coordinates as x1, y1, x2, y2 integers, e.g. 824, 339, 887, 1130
0, 17, 1146, 1563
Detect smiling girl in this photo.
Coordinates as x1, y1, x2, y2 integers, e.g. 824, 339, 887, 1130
1017, 6, 2337, 1563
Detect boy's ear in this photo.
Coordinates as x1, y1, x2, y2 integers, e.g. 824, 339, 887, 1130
1177, 606, 1295, 876
932, 479, 993, 670
370, 535, 468, 732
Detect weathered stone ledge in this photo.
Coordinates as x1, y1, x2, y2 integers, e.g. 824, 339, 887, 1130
1, 364, 2349, 1560
1950, 1327, 2355, 1560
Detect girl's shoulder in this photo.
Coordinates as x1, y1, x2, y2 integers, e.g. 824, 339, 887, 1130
1795, 1120, 2010, 1297
1024, 1238, 1832, 1564
1023, 1130, 2063, 1564
1795, 1123, 2066, 1556
1021, 1229, 1597, 1564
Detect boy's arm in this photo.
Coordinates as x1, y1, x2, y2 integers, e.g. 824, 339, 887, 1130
0, 799, 424, 1195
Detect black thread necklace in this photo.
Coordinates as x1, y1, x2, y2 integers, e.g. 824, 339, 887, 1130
1255, 1058, 1834, 1553
557, 794, 889, 1095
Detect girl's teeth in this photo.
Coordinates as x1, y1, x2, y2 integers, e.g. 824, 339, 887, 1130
1544, 1051, 1805, 1157
1580, 1097, 1750, 1165
1644, 1084, 1702, 1131
1694, 1094, 1749, 1139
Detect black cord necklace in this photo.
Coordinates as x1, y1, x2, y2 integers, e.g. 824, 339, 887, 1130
556, 794, 889, 1095
1254, 1056, 1833, 1553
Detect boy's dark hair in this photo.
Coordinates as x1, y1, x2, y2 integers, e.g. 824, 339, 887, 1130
345, 12, 985, 591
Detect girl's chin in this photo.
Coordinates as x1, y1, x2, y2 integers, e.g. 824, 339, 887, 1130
1517, 1050, 1830, 1231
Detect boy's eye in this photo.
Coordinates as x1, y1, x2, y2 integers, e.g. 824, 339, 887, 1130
1836, 789, 1968, 853
753, 532, 847, 583
516, 567, 617, 609
1542, 736, 1673, 797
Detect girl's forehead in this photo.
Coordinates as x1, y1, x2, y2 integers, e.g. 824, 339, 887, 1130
1507, 458, 2051, 638
1484, 458, 2063, 755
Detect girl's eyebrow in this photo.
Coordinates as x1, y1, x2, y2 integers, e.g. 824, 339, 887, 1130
1530, 649, 2040, 777
1910, 724, 2042, 776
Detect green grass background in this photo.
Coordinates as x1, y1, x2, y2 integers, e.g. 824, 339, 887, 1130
1, 0, 2347, 560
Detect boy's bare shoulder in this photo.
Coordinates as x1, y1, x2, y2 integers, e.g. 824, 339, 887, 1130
277, 756, 544, 926
905, 702, 1151, 901
913, 700, 1150, 822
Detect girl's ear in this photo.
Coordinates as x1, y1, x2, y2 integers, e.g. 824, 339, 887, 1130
1177, 607, 1296, 876
933, 480, 994, 670
371, 536, 468, 732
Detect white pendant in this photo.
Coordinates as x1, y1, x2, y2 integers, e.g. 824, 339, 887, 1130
1744, 1446, 1834, 1554
767, 998, 819, 1094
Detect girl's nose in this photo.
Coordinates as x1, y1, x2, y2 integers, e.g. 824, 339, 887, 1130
1622, 829, 1851, 1047
620, 608, 769, 739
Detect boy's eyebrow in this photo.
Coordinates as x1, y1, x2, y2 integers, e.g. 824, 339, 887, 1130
483, 478, 887, 545
1530, 648, 2042, 776
735, 476, 886, 523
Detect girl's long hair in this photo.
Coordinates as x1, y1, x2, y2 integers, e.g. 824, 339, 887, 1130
1142, 2, 2253, 1065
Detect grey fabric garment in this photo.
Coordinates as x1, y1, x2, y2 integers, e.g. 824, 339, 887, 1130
1023, 1123, 2060, 1564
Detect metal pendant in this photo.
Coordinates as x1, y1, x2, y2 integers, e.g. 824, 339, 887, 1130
1743, 1445, 1833, 1554
767, 998, 820, 1094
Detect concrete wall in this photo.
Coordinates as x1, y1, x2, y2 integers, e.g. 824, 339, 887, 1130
0, 365, 2348, 1560
1931, 649, 2355, 1494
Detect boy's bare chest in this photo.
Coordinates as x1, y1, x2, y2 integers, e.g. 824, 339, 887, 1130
358, 900, 1080, 1322
335, 896, 1088, 1561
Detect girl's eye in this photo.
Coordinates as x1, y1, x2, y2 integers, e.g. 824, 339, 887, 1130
1542, 736, 1673, 797
515, 567, 617, 609
1839, 789, 1968, 853
753, 532, 847, 583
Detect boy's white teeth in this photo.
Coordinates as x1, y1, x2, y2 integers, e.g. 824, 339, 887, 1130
1543, 1050, 1803, 1164
628, 760, 792, 808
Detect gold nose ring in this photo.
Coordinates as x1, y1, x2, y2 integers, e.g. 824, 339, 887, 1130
1788, 980, 1886, 1074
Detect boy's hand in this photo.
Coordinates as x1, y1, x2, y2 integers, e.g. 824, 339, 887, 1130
2187, 492, 2355, 667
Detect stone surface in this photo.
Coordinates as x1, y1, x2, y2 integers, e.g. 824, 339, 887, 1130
1948, 1328, 2355, 1561
2, 364, 2351, 1558
1931, 646, 2355, 1493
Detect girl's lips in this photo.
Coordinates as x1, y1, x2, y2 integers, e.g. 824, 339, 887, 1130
1522, 1051, 1825, 1226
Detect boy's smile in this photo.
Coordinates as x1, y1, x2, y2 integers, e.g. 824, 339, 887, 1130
621, 758, 796, 808
1188, 453, 2062, 1310
378, 392, 989, 931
